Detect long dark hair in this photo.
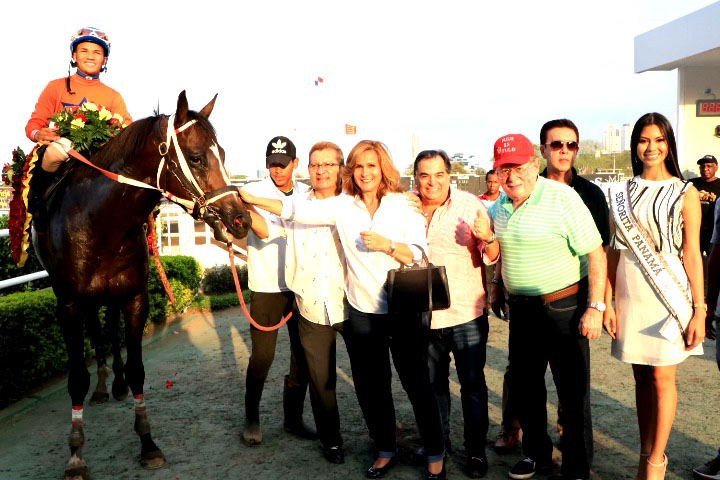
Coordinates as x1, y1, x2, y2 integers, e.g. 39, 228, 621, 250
630, 112, 683, 179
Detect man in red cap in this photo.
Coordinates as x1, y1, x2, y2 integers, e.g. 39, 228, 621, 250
480, 134, 606, 480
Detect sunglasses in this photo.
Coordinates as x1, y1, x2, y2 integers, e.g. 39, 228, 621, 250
76, 28, 109, 41
544, 141, 579, 151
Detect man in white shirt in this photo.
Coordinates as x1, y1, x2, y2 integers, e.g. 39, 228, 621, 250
263, 141, 348, 463
241, 136, 314, 447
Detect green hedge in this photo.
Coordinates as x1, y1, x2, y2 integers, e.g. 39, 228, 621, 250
147, 255, 202, 324
201, 264, 249, 294
0, 255, 201, 408
0, 215, 51, 295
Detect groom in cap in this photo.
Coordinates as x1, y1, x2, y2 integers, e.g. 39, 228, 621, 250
240, 136, 315, 447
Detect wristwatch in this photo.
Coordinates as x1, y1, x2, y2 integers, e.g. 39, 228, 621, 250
388, 241, 396, 256
491, 278, 503, 285
485, 232, 497, 244
587, 301, 606, 312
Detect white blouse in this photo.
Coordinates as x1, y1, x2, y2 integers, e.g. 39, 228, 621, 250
281, 192, 428, 314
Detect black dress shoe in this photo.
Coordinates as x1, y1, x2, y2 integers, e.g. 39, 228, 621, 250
465, 456, 488, 478
323, 445, 345, 464
366, 457, 396, 479
426, 464, 447, 480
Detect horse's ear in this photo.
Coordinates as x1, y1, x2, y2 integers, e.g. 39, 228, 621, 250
175, 90, 189, 124
198, 94, 218, 118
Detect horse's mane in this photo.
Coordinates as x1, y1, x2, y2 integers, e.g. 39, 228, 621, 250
70, 110, 217, 182
89, 115, 164, 169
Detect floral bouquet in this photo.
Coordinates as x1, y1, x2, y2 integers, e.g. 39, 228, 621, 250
49, 102, 127, 157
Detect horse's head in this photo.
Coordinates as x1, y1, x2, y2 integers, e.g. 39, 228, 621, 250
161, 91, 251, 242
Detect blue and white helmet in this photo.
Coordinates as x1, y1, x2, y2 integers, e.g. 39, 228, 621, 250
70, 27, 111, 57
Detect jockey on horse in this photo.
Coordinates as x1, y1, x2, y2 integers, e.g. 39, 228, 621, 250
26, 27, 131, 208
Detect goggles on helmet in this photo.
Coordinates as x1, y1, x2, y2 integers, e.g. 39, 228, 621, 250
70, 27, 111, 56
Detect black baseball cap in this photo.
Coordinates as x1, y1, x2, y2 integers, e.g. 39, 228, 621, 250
266, 136, 296, 168
697, 154, 718, 165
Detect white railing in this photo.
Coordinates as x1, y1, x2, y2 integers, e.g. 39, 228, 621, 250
0, 228, 49, 290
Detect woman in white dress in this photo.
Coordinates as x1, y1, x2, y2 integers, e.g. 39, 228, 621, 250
603, 112, 705, 480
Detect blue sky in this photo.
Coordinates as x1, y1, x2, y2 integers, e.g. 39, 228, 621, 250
1, 0, 716, 175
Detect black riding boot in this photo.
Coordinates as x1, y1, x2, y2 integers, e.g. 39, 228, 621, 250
28, 161, 55, 216
282, 375, 317, 439
242, 376, 264, 447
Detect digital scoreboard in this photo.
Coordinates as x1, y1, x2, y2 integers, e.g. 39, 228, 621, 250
696, 99, 720, 116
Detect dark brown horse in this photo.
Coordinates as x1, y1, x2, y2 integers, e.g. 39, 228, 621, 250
32, 91, 251, 480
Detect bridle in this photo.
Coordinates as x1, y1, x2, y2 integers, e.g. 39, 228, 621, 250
66, 114, 240, 226
154, 114, 239, 224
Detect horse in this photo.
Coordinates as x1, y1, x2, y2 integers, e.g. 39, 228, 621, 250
32, 91, 251, 480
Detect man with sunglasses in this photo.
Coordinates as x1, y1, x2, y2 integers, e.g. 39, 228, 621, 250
241, 136, 316, 448
539, 119, 610, 246
26, 27, 131, 174
483, 134, 606, 480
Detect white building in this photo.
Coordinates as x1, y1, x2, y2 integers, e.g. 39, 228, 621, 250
635, 2, 720, 172
602, 123, 634, 154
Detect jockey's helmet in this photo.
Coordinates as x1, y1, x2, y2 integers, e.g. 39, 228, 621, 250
70, 27, 111, 57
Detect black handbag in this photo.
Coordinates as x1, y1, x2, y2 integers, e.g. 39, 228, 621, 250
385, 245, 450, 314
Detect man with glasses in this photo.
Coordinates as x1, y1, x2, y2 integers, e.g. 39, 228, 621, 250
241, 136, 316, 447
689, 155, 720, 257
246, 141, 347, 463
484, 134, 606, 480
537, 118, 610, 447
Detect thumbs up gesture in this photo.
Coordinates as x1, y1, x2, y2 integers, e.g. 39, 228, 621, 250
473, 208, 494, 243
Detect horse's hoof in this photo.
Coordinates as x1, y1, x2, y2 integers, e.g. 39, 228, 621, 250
64, 454, 91, 479
89, 391, 110, 406
113, 385, 130, 402
140, 449, 166, 470
242, 419, 263, 447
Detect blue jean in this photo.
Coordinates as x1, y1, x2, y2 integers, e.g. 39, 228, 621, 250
507, 283, 593, 478
428, 315, 489, 457
342, 306, 445, 463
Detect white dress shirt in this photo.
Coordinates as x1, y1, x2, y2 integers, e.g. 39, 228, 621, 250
244, 178, 309, 293
269, 190, 347, 326
281, 192, 428, 314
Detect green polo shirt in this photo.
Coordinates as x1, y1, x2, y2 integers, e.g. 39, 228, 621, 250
488, 176, 602, 296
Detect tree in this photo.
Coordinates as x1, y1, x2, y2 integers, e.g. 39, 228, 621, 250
450, 162, 467, 174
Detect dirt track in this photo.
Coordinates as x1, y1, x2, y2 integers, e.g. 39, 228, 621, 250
0, 306, 718, 480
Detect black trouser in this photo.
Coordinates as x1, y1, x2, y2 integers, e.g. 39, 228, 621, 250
508, 281, 593, 478
245, 291, 309, 420
297, 312, 342, 448
342, 305, 445, 462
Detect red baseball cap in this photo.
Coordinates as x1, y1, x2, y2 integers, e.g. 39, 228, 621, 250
493, 134, 535, 168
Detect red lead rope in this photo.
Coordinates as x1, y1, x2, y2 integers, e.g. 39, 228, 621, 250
227, 236, 292, 331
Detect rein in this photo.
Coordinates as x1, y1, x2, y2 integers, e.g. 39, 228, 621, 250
226, 235, 292, 332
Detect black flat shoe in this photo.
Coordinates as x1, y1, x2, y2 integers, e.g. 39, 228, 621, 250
323, 445, 345, 464
366, 457, 396, 479
426, 464, 446, 480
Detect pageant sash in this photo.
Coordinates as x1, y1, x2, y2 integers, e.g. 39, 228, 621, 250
609, 184, 693, 342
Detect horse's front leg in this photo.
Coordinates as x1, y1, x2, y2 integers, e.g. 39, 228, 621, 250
59, 299, 92, 480
124, 291, 166, 470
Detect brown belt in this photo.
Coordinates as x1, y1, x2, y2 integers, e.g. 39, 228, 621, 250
541, 282, 579, 303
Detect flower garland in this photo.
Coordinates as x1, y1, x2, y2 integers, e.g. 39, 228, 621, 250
2, 102, 127, 267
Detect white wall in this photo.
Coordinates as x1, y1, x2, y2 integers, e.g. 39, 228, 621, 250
677, 66, 720, 174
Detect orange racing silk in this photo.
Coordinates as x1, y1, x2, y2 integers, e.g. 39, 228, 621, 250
25, 73, 132, 141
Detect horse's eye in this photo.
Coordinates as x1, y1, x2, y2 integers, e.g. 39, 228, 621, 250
189, 155, 203, 165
